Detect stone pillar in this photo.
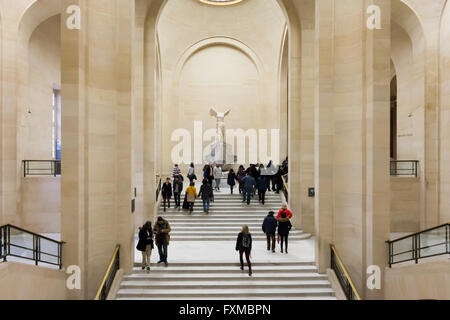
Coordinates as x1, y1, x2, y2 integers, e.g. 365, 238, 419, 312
61, 0, 135, 299
314, 0, 390, 299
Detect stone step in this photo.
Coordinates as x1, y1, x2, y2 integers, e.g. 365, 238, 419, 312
116, 288, 335, 298
167, 234, 311, 241
130, 265, 318, 273
165, 230, 304, 236
132, 261, 314, 267
120, 280, 332, 290
123, 272, 328, 281
159, 217, 281, 222
117, 296, 337, 300
168, 227, 303, 232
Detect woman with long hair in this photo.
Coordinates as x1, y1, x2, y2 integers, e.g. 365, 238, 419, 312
136, 221, 154, 271
235, 225, 253, 276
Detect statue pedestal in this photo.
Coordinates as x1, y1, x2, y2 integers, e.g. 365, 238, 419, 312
204, 141, 236, 169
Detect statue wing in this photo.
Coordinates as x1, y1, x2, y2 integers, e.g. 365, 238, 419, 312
224, 109, 232, 117
209, 108, 218, 117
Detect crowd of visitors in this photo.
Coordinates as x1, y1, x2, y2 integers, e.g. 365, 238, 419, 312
136, 158, 291, 275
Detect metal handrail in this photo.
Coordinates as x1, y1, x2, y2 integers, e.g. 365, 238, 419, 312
94, 245, 120, 300
386, 223, 449, 267
156, 175, 163, 202
0, 224, 64, 269
281, 174, 288, 203
330, 244, 361, 300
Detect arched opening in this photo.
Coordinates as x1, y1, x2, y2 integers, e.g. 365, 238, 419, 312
16, 0, 62, 234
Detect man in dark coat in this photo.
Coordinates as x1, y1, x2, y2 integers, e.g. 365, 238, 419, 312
262, 211, 277, 252
161, 178, 172, 212
242, 174, 256, 205
153, 217, 171, 266
256, 175, 269, 205
172, 176, 183, 210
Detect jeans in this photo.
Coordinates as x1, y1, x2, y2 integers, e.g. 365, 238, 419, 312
280, 234, 289, 252
174, 193, 181, 207
258, 189, 266, 204
266, 233, 275, 251
142, 244, 152, 267
215, 178, 221, 190
202, 198, 211, 212
163, 197, 171, 211
243, 190, 252, 205
157, 242, 168, 263
239, 182, 243, 194
239, 250, 252, 273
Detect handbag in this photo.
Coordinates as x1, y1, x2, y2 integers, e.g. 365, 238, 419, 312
187, 192, 196, 203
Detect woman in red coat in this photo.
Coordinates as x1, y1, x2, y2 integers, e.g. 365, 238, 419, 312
276, 203, 293, 220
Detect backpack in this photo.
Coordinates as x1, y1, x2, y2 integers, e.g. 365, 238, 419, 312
242, 234, 251, 249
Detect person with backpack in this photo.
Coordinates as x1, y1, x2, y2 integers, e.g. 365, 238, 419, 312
235, 225, 253, 276
173, 175, 184, 210
136, 221, 154, 271
161, 178, 172, 212
198, 179, 214, 214
277, 212, 292, 254
185, 181, 198, 213
153, 217, 171, 266
242, 173, 256, 205
276, 203, 293, 220
262, 211, 277, 252
227, 169, 237, 194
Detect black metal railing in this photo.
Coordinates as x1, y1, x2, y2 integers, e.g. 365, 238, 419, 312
281, 174, 288, 203
23, 160, 61, 177
330, 244, 361, 300
387, 223, 450, 267
0, 224, 63, 269
95, 245, 120, 300
390, 160, 419, 177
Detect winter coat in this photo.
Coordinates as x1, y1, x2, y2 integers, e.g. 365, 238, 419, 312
256, 176, 269, 191
172, 167, 181, 179
153, 220, 171, 245
276, 208, 293, 220
237, 168, 246, 183
242, 175, 256, 192
173, 180, 183, 194
186, 185, 198, 203
277, 218, 292, 236
198, 183, 214, 200
262, 215, 277, 234
162, 182, 172, 198
227, 172, 237, 186
213, 166, 223, 179
235, 232, 252, 252
136, 227, 154, 251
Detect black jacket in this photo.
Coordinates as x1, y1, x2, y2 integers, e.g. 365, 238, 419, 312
173, 180, 183, 194
136, 228, 153, 251
198, 183, 214, 200
162, 182, 172, 198
235, 232, 252, 252
227, 172, 237, 186
262, 215, 277, 234
277, 218, 292, 236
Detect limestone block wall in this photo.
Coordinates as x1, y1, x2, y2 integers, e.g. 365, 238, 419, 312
390, 177, 420, 233
21, 177, 60, 233
0, 262, 66, 300
155, 0, 286, 174
384, 259, 450, 300
440, 2, 450, 224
